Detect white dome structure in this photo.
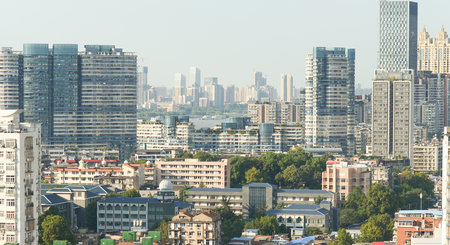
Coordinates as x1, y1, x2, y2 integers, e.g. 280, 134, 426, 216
146, 160, 151, 167
159, 180, 173, 192
101, 159, 107, 166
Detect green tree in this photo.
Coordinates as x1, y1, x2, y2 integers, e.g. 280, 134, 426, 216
194, 151, 219, 161
305, 227, 323, 236
339, 208, 364, 228
214, 200, 245, 243
123, 188, 141, 197
38, 206, 61, 244
276, 165, 301, 188
156, 218, 170, 244
245, 167, 263, 184
366, 184, 400, 217
41, 215, 76, 245
359, 214, 393, 242
330, 228, 353, 245
85, 200, 98, 231
177, 152, 194, 159
230, 157, 256, 186
244, 216, 280, 235
314, 196, 325, 204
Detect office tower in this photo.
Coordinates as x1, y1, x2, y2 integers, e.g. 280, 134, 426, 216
0, 110, 41, 245
173, 86, 186, 105
253, 71, 266, 88
23, 44, 52, 145
0, 48, 22, 110
305, 47, 356, 155
280, 74, 294, 102
51, 44, 79, 147
189, 66, 201, 87
378, 0, 418, 72
204, 76, 218, 86
137, 66, 148, 106
78, 45, 137, 160
418, 27, 450, 73
174, 73, 186, 87
372, 70, 414, 159
225, 85, 236, 104
205, 83, 224, 108
443, 127, 450, 245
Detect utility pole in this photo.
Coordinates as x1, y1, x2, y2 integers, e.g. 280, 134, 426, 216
420, 192, 423, 210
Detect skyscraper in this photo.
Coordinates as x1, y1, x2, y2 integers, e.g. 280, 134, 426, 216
23, 44, 53, 144
137, 66, 148, 106
174, 73, 186, 87
0, 47, 22, 110
280, 74, 293, 102
371, 70, 414, 159
78, 45, 137, 160
378, 0, 418, 72
253, 71, 266, 88
418, 26, 450, 74
305, 47, 355, 155
189, 66, 201, 87
0, 110, 41, 245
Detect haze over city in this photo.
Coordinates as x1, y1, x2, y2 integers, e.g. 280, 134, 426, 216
1, 0, 449, 89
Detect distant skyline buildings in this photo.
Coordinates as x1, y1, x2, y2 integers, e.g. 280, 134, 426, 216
280, 74, 293, 102
189, 66, 201, 87
378, 0, 418, 72
174, 72, 186, 87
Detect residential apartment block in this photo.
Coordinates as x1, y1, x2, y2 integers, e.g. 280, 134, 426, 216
393, 210, 442, 245
372, 70, 414, 160
413, 141, 442, 173
247, 101, 302, 125
0, 110, 41, 245
186, 183, 336, 217
169, 209, 221, 245
418, 27, 450, 74
155, 159, 230, 188
322, 160, 371, 207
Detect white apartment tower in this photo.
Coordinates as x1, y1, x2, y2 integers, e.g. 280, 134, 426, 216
280, 74, 294, 102
305, 47, 356, 155
0, 110, 41, 245
442, 127, 450, 245
418, 27, 450, 74
372, 70, 414, 159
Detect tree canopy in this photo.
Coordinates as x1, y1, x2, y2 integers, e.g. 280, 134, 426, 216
214, 200, 245, 243
244, 216, 287, 235
41, 215, 76, 245
359, 214, 393, 242
85, 200, 98, 231
330, 228, 353, 245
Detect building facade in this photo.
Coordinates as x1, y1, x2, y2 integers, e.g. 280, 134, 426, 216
394, 210, 442, 245
0, 110, 41, 245
418, 27, 450, 74
321, 161, 371, 207
305, 47, 355, 156
155, 159, 230, 188
280, 74, 293, 102
169, 210, 221, 245
0, 48, 22, 110
441, 127, 450, 244
413, 142, 442, 173
378, 0, 418, 71
372, 70, 414, 160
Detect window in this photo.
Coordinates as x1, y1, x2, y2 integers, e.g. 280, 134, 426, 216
5, 176, 14, 183
6, 200, 14, 207
6, 211, 14, 219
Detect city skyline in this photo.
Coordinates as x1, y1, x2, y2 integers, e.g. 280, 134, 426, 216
1, 0, 448, 91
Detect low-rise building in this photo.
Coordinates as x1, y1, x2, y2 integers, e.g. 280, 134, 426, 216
393, 210, 442, 245
41, 194, 76, 228
51, 163, 145, 190
322, 161, 371, 207
370, 163, 394, 189
169, 209, 221, 245
155, 158, 230, 188
266, 201, 339, 231
186, 183, 336, 217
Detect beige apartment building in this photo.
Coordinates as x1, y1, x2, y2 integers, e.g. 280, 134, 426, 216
155, 158, 230, 188
169, 209, 221, 245
322, 160, 371, 207
413, 142, 442, 173
418, 27, 450, 74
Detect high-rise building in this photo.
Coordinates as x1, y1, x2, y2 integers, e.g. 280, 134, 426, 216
0, 110, 41, 245
280, 74, 294, 102
371, 70, 414, 159
204, 83, 224, 108
189, 66, 201, 87
442, 126, 450, 245
174, 73, 186, 87
418, 27, 450, 74
0, 48, 22, 110
51, 44, 79, 147
378, 0, 418, 72
78, 45, 137, 160
305, 47, 356, 155
225, 85, 236, 104
137, 66, 148, 106
204, 76, 218, 86
253, 71, 266, 88
23, 44, 52, 145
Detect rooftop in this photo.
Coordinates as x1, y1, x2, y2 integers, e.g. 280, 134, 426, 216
99, 197, 160, 204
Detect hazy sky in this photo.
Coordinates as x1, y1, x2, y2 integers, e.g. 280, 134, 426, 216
1, 0, 449, 90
